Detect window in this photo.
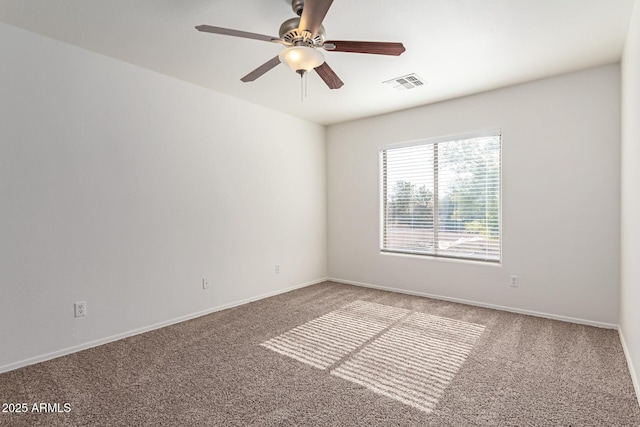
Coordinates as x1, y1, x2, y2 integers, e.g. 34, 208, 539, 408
380, 131, 501, 263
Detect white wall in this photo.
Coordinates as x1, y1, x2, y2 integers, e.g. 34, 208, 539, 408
620, 0, 640, 400
0, 23, 327, 371
327, 64, 621, 326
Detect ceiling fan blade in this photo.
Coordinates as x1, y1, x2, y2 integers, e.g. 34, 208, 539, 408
314, 62, 344, 89
195, 25, 280, 43
323, 40, 406, 56
298, 0, 334, 37
241, 56, 281, 82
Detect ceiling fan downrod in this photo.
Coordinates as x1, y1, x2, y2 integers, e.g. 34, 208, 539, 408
291, 0, 306, 16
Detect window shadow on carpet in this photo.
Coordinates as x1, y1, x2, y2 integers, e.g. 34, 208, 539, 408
261, 300, 486, 413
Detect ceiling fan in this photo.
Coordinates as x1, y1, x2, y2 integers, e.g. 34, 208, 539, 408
195, 0, 406, 90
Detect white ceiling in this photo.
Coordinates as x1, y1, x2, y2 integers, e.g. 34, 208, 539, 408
0, 0, 635, 125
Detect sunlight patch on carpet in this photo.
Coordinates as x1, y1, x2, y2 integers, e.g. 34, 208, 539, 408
260, 300, 409, 369
260, 300, 486, 413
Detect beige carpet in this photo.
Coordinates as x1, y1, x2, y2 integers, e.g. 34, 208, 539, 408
1, 281, 639, 426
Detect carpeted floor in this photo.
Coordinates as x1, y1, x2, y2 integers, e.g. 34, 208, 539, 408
1, 281, 639, 426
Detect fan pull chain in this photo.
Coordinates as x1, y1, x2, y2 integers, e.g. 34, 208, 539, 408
300, 71, 310, 103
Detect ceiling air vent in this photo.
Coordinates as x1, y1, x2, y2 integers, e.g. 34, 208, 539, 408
383, 73, 426, 91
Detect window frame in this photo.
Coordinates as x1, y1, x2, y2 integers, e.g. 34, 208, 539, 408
379, 129, 503, 264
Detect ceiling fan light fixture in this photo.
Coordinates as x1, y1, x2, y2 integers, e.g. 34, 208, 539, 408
279, 46, 324, 75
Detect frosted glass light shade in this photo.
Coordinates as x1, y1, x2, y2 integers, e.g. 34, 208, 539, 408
279, 46, 325, 74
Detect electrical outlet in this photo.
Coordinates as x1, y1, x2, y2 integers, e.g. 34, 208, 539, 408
275, 264, 280, 274
510, 275, 519, 288
202, 277, 210, 289
74, 301, 86, 317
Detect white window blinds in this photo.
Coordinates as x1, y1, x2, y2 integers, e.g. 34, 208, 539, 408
380, 131, 501, 263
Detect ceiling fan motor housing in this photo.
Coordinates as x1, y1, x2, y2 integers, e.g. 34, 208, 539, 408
279, 17, 325, 46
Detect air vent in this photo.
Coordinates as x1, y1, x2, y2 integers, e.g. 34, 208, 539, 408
383, 73, 426, 91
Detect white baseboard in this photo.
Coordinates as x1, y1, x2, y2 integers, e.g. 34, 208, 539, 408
328, 277, 618, 329
619, 328, 640, 406
2, 277, 621, 375
0, 277, 327, 374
